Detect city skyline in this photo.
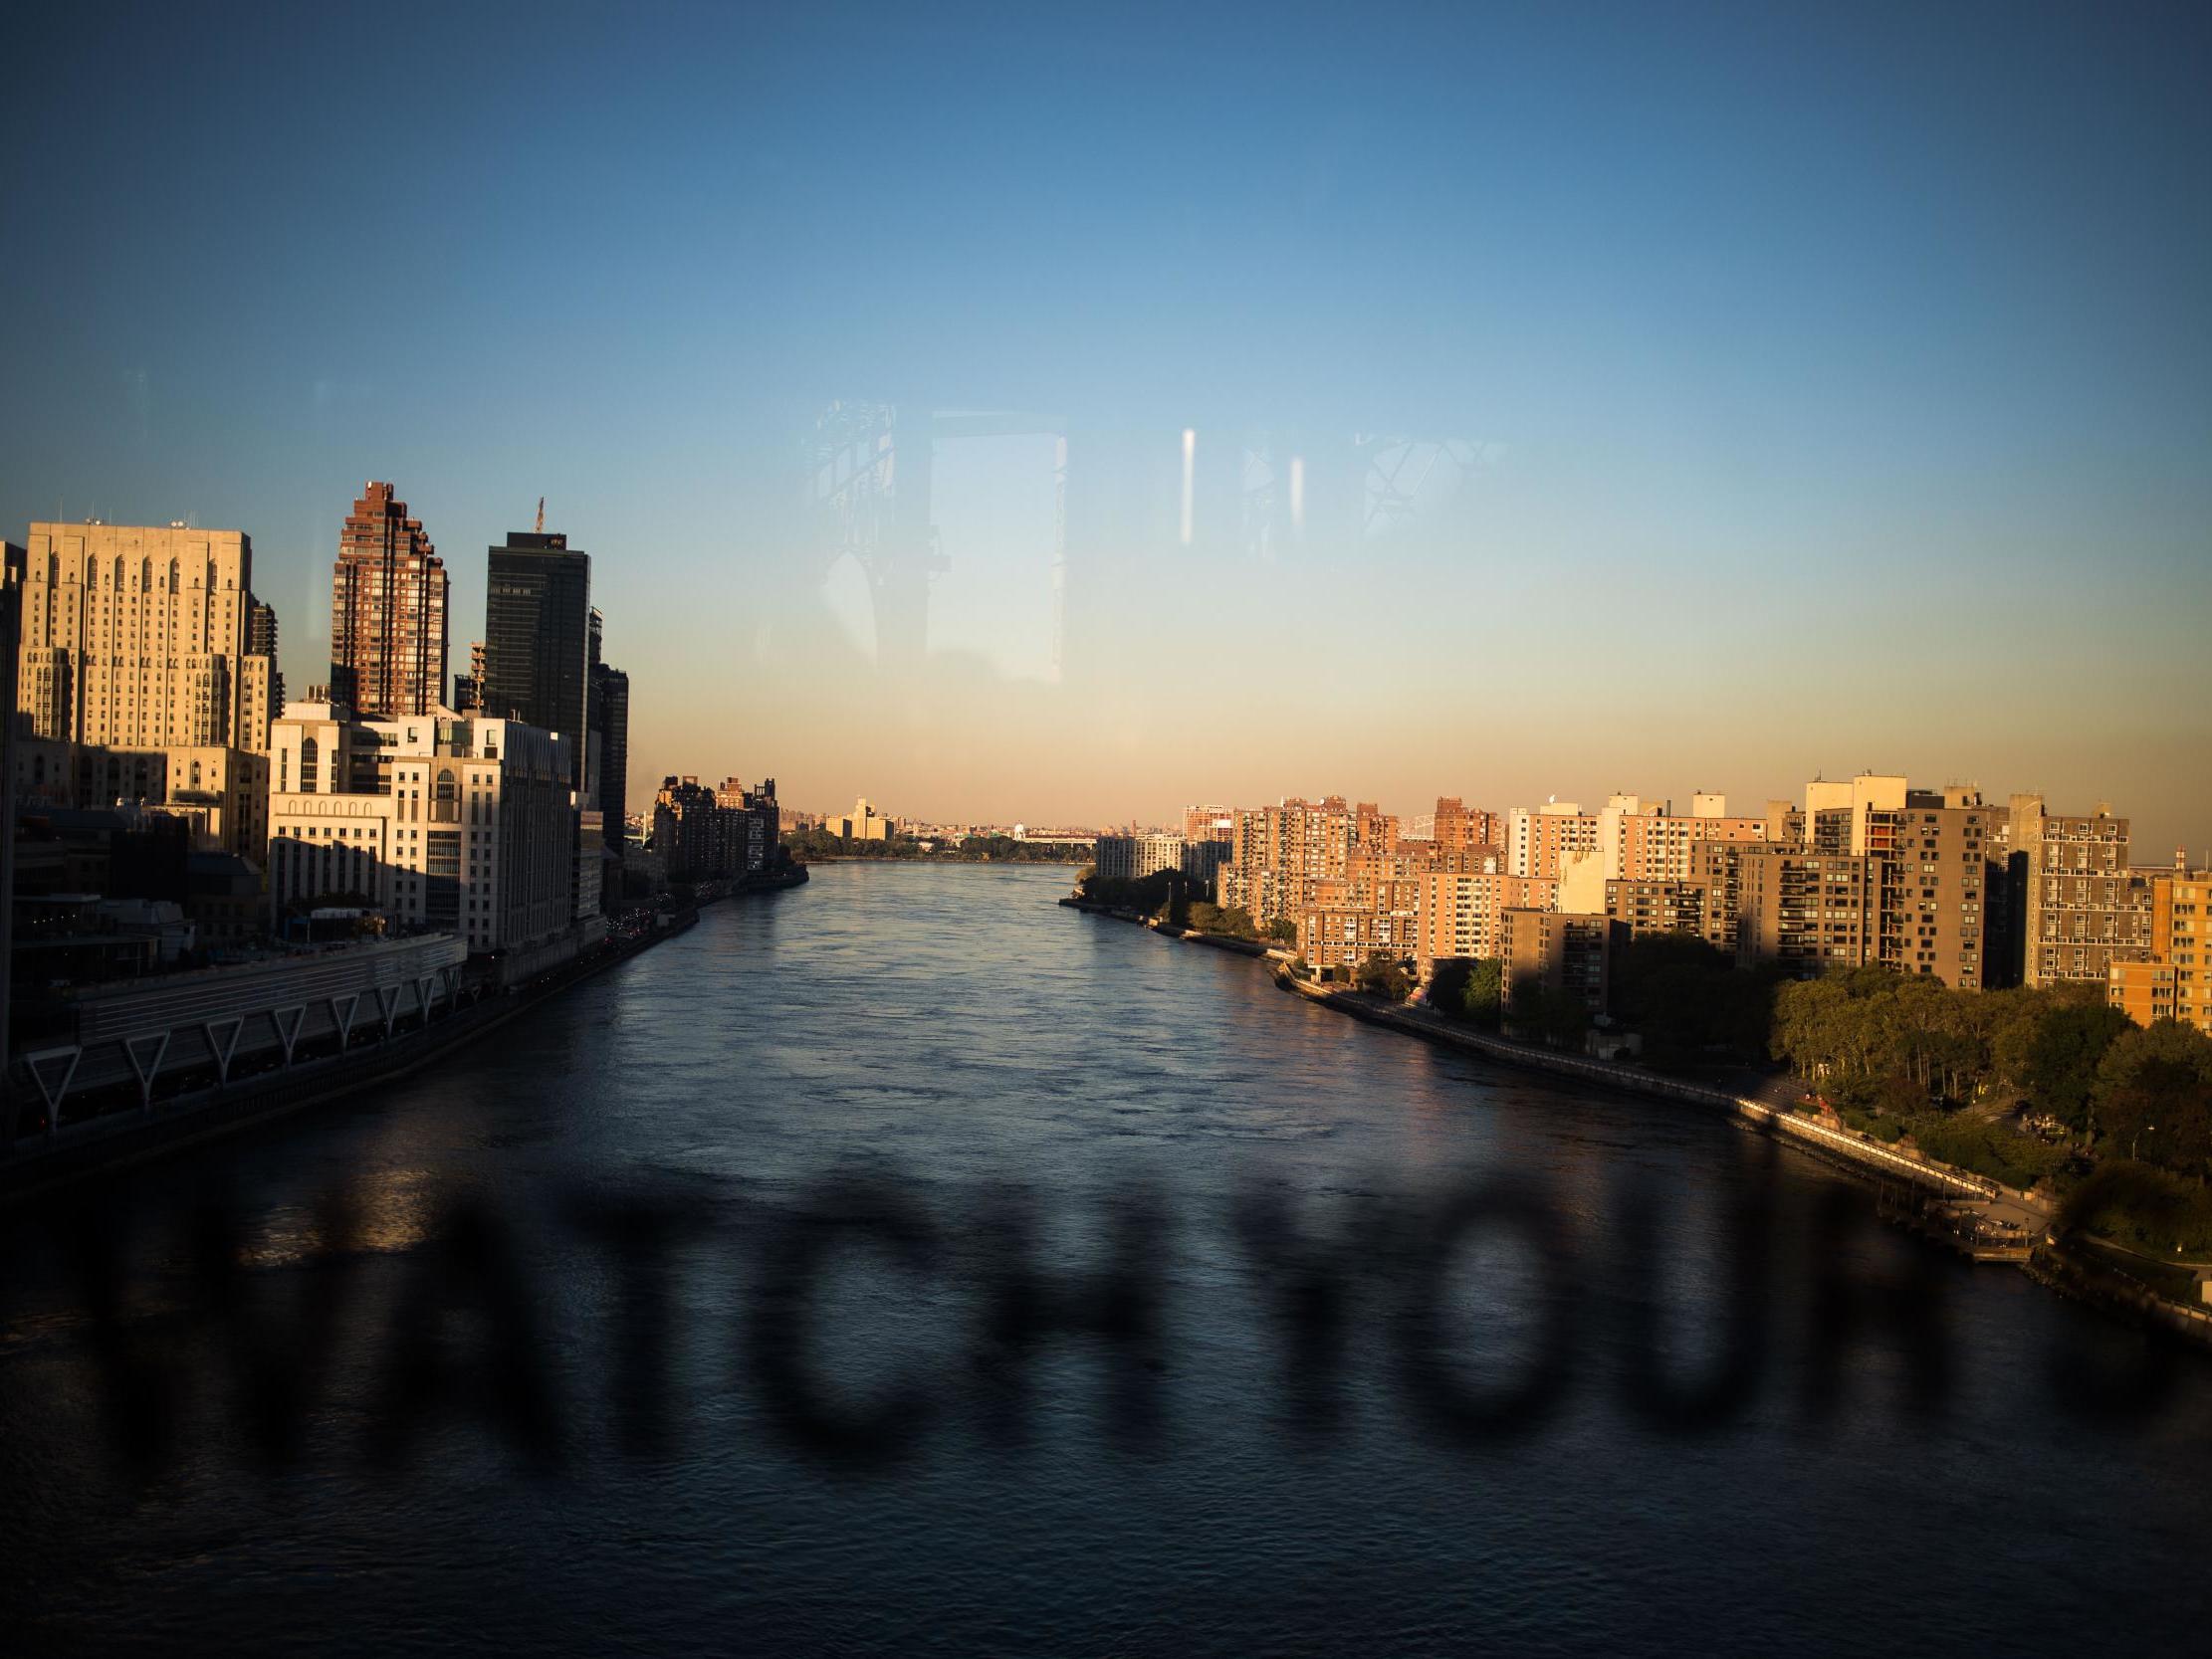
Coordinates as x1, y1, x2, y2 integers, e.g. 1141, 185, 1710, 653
9, 7, 2212, 1650
4, 2, 2207, 848
18, 490, 2209, 860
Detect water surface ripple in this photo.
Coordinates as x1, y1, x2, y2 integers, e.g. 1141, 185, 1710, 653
3, 863, 2207, 1655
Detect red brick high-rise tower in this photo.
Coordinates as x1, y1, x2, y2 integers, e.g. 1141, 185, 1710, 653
330, 481, 448, 717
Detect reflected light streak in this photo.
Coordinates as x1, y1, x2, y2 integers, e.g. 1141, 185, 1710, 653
1181, 427, 1196, 547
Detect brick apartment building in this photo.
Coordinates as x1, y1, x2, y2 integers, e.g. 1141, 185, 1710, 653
1499, 909, 1622, 1016
2108, 860, 2212, 1035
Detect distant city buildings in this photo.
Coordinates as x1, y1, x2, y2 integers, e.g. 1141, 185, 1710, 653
1604, 877, 1717, 946
1731, 846, 1883, 974
590, 663, 629, 851
1414, 868, 1547, 963
1181, 837, 1230, 891
1183, 804, 1233, 843
715, 777, 779, 875
1185, 772, 2197, 1031
653, 774, 779, 881
824, 797, 896, 841
1431, 797, 1501, 853
4, 483, 2200, 1070
0, 488, 791, 1054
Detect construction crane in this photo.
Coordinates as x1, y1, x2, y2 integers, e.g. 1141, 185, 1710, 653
535, 497, 545, 534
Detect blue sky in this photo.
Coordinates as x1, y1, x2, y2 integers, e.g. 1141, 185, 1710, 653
4, 1, 2208, 846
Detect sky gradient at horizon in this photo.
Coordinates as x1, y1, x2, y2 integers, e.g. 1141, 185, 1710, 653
3, 1, 2208, 851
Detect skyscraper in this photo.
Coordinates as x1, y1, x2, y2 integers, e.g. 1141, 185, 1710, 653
483, 527, 591, 789
451, 640, 486, 713
10, 521, 277, 853
14, 521, 277, 753
589, 652, 629, 847
329, 482, 448, 717
249, 599, 285, 723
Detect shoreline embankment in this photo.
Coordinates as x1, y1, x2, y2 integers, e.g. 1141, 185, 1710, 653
1059, 895, 2212, 1348
0, 873, 806, 1207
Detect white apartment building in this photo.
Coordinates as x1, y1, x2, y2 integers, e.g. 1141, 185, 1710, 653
1094, 833, 1187, 881
267, 699, 575, 955
1504, 800, 1597, 879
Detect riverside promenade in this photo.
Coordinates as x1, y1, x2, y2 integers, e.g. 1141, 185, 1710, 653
0, 908, 694, 1205
1063, 894, 1987, 1186
0, 868, 808, 1206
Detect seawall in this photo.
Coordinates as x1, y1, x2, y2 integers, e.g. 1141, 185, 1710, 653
1057, 892, 2212, 1346
1269, 966, 1996, 1200
0, 900, 725, 1207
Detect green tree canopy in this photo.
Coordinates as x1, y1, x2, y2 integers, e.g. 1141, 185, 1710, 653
2027, 1001, 2135, 1131
1355, 953, 1413, 1002
1461, 958, 1503, 1026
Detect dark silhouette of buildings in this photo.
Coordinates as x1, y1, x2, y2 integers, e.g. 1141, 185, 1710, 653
249, 600, 284, 723
589, 633, 629, 854
484, 528, 590, 791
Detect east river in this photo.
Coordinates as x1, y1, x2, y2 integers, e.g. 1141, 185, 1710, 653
3, 862, 2210, 1655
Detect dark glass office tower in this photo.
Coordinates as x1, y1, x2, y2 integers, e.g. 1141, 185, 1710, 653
483, 529, 591, 789
590, 660, 629, 838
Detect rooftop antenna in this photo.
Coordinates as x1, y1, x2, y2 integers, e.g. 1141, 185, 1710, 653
535, 497, 545, 534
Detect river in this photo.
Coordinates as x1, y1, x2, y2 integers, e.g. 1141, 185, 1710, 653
3, 861, 2208, 1655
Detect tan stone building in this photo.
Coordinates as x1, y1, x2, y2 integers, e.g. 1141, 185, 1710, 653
15, 520, 277, 753
1298, 861, 1425, 972
12, 521, 278, 855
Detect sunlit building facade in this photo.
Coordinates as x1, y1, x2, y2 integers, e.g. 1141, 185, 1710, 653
329, 482, 447, 718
